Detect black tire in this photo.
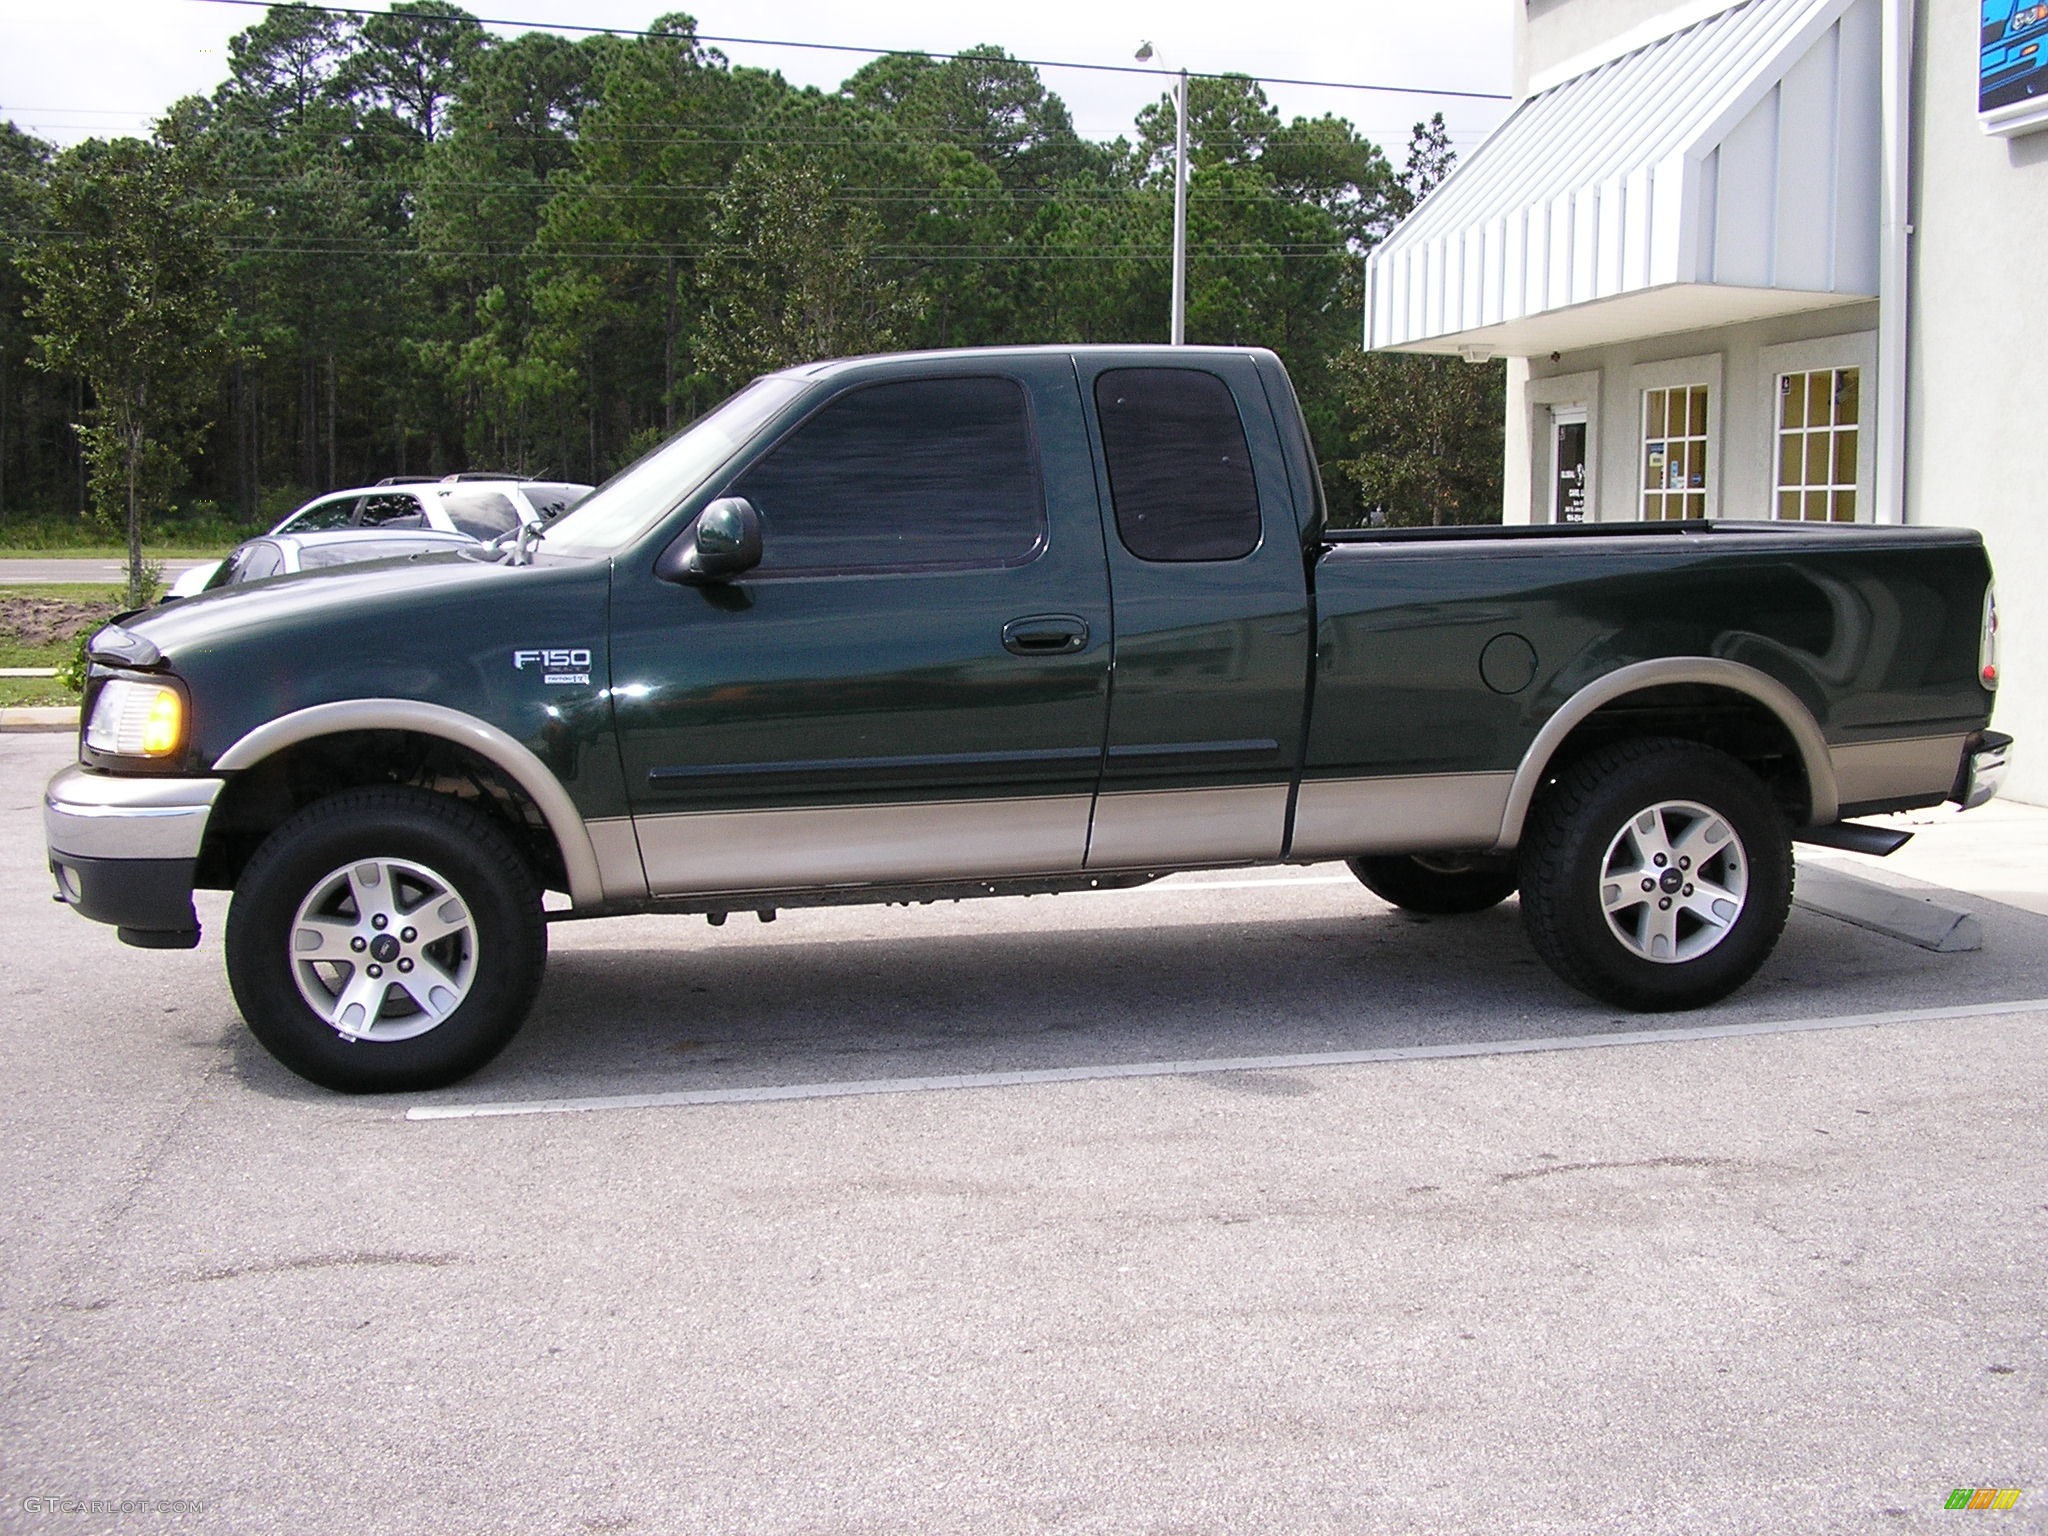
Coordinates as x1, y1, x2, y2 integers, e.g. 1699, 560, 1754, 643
225, 788, 547, 1093
1517, 738, 1793, 1011
1348, 853, 1518, 915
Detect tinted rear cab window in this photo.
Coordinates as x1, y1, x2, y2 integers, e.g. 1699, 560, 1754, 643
1094, 368, 1261, 562
731, 376, 1043, 573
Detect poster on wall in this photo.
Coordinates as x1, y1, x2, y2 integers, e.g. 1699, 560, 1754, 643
1981, 1, 2048, 136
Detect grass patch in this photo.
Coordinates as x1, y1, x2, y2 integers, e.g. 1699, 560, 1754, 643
0, 677, 76, 708
0, 545, 236, 560
0, 583, 135, 699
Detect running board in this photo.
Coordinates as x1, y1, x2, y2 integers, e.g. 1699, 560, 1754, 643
1795, 821, 1914, 857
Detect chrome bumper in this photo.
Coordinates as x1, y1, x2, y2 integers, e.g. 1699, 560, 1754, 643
44, 764, 222, 862
45, 766, 222, 946
1954, 732, 2012, 812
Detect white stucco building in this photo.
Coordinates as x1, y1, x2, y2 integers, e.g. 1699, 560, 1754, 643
1366, 0, 2048, 800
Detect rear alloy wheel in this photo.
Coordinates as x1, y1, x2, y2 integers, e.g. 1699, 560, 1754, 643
226, 788, 547, 1092
1347, 853, 1518, 915
1518, 739, 1793, 1011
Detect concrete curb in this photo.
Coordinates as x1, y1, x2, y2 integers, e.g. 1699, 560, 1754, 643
0, 707, 78, 733
1794, 864, 1982, 952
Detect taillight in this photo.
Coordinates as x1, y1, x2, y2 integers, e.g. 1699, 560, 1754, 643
1980, 585, 2000, 692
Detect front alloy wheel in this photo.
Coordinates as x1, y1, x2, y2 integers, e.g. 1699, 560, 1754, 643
287, 856, 481, 1042
227, 788, 547, 1092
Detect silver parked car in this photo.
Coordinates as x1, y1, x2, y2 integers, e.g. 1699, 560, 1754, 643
170, 528, 483, 599
269, 475, 593, 541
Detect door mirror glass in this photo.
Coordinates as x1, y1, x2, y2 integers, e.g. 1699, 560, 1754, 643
659, 496, 762, 584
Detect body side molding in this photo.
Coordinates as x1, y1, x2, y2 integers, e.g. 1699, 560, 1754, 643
1493, 658, 1839, 852
212, 699, 622, 909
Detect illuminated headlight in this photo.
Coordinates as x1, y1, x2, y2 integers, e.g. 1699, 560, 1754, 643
85, 678, 187, 758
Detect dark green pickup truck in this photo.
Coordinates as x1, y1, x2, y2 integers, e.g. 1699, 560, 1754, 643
45, 345, 2010, 1092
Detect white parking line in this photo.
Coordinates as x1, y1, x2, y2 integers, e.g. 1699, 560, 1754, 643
405, 996, 2048, 1122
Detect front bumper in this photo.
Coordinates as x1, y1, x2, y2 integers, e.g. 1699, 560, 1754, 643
44, 765, 222, 947
1954, 731, 2013, 812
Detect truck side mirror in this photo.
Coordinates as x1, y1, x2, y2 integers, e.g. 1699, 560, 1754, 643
659, 496, 762, 584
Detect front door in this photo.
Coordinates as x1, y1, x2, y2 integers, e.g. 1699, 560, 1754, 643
1550, 406, 1589, 523
608, 361, 1113, 895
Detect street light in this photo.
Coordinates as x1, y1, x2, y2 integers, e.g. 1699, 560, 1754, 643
1137, 42, 1189, 346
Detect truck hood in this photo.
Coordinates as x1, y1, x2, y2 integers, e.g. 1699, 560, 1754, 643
122, 550, 555, 658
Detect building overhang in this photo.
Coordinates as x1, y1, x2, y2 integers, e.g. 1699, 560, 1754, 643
1366, 0, 1881, 358
1384, 284, 1873, 359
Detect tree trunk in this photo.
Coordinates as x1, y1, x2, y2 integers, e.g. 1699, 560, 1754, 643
0, 341, 9, 522
301, 357, 317, 493
326, 354, 338, 488
125, 422, 145, 609
663, 255, 678, 434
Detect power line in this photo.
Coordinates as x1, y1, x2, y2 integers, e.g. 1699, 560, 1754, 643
179, 0, 1511, 103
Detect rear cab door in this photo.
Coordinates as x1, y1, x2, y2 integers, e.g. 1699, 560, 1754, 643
608, 354, 1115, 894
1072, 350, 1316, 868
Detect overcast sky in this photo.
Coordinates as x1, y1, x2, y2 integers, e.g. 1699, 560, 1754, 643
0, 0, 1514, 157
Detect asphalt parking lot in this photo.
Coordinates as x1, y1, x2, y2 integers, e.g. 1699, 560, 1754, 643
3, 730, 2043, 1535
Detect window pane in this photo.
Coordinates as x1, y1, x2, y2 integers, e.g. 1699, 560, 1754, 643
1835, 367, 1860, 426
437, 489, 522, 540
1832, 489, 1856, 522
287, 495, 357, 533
1094, 368, 1260, 562
1778, 433, 1803, 488
733, 377, 1043, 572
1688, 386, 1708, 437
1644, 442, 1664, 490
1780, 375, 1805, 429
1833, 431, 1858, 487
357, 493, 425, 528
1805, 490, 1827, 521
1685, 491, 1706, 518
1777, 490, 1800, 520
1806, 433, 1831, 485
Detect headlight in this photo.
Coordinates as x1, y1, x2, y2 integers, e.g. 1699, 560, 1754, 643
85, 678, 187, 759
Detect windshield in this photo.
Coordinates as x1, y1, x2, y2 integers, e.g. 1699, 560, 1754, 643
544, 377, 806, 556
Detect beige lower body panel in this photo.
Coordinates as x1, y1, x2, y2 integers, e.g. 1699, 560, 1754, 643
1085, 784, 1291, 869
584, 816, 649, 904
1830, 734, 1967, 809
1289, 773, 1516, 861
634, 795, 1092, 895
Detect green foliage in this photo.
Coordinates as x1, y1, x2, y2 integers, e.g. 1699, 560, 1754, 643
4, 8, 1484, 523
1322, 114, 1505, 527
695, 152, 919, 385
20, 134, 242, 603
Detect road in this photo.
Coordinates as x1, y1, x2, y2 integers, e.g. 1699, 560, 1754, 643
3, 731, 2042, 1535
0, 558, 214, 586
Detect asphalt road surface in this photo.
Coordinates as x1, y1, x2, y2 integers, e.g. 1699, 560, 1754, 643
0, 559, 213, 587
3, 732, 2043, 1535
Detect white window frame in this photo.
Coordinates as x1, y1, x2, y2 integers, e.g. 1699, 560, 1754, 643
1629, 354, 1723, 521
1526, 370, 1601, 523
1759, 332, 1878, 524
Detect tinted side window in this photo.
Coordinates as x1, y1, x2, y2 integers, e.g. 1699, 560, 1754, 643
731, 377, 1042, 572
285, 495, 357, 533
1094, 368, 1260, 562
436, 489, 522, 539
229, 542, 284, 584
357, 493, 426, 529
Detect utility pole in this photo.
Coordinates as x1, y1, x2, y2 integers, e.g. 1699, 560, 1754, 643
1138, 43, 1190, 346
1171, 68, 1188, 346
